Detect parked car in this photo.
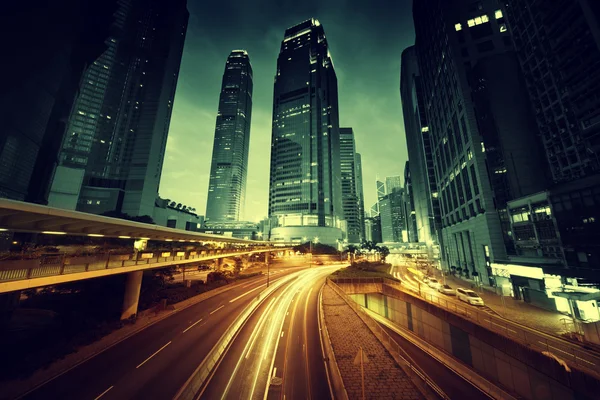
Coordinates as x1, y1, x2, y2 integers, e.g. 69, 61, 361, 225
437, 284, 455, 295
456, 288, 484, 305
427, 278, 440, 289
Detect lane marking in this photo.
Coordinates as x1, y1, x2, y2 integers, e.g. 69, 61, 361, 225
94, 385, 114, 400
230, 285, 264, 303
136, 341, 171, 369
281, 331, 284, 338
182, 318, 203, 333
210, 305, 224, 314
272, 367, 278, 377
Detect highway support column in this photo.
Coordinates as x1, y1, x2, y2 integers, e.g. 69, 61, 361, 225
121, 270, 143, 320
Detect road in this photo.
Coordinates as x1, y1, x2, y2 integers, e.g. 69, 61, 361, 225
20, 266, 304, 400
199, 267, 337, 400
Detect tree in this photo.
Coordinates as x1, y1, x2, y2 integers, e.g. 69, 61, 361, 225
100, 210, 155, 225
378, 246, 390, 262
233, 257, 243, 275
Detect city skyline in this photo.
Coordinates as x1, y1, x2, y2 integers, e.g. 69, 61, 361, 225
161, 0, 415, 222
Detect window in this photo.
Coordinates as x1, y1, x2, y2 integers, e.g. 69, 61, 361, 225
495, 10, 503, 19
499, 24, 507, 33
455, 23, 462, 31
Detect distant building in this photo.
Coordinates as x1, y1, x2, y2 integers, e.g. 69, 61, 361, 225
380, 190, 406, 243
153, 197, 203, 231
355, 153, 366, 241
267, 19, 343, 245
340, 128, 361, 243
385, 176, 402, 194
0, 0, 115, 203
400, 45, 442, 247
48, 0, 189, 218
198, 220, 261, 240
376, 179, 386, 201
413, 0, 549, 283
205, 50, 253, 223
364, 216, 382, 244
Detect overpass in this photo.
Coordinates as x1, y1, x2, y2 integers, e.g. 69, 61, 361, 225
0, 198, 293, 319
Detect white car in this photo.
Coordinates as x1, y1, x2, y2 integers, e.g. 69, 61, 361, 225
437, 284, 455, 295
427, 278, 440, 289
456, 288, 485, 306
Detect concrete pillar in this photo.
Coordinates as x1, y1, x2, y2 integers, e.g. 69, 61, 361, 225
215, 258, 222, 271
0, 291, 20, 329
121, 270, 143, 320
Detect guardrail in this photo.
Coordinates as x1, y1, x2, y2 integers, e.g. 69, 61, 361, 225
331, 277, 600, 378
382, 284, 600, 376
326, 278, 449, 400
0, 247, 280, 286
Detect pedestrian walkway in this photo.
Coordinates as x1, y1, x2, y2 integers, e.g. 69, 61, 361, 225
322, 284, 423, 400
438, 274, 568, 336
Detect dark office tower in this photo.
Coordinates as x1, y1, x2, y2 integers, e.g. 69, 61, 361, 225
401, 46, 442, 247
413, 0, 548, 282
339, 128, 361, 243
205, 51, 253, 223
404, 162, 418, 242
268, 19, 343, 245
376, 179, 386, 200
504, 0, 600, 181
355, 153, 366, 241
48, 0, 189, 218
0, 1, 115, 203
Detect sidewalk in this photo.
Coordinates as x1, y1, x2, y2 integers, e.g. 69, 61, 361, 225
440, 274, 568, 336
322, 284, 423, 400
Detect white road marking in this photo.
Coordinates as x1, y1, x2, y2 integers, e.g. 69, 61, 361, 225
182, 318, 203, 333
94, 386, 114, 400
136, 341, 171, 369
281, 331, 284, 338
230, 285, 264, 303
272, 367, 278, 377
210, 305, 225, 314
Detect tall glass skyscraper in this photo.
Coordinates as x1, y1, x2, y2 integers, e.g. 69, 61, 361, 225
268, 19, 343, 245
340, 128, 361, 243
205, 50, 253, 222
355, 153, 366, 241
48, 0, 189, 218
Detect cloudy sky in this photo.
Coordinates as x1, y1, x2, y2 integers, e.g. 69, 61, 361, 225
160, 0, 415, 222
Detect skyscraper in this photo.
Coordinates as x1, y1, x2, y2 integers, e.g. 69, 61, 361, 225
380, 189, 406, 243
385, 176, 402, 193
504, 0, 600, 182
400, 45, 441, 247
376, 179, 386, 200
205, 50, 253, 222
0, 0, 115, 204
355, 153, 366, 241
268, 19, 343, 245
413, 0, 548, 282
339, 128, 361, 243
404, 161, 418, 242
48, 0, 189, 218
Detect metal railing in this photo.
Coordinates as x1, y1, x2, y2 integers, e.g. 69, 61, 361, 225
0, 247, 279, 285
373, 280, 600, 377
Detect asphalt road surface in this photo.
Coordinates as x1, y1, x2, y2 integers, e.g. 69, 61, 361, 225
21, 267, 303, 400
199, 267, 337, 400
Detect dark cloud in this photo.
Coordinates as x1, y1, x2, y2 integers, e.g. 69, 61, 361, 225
161, 0, 415, 221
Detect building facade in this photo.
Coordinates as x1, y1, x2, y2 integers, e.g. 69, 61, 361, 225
380, 190, 406, 243
404, 161, 418, 242
267, 19, 343, 245
504, 0, 600, 182
48, 0, 189, 218
205, 50, 253, 223
339, 128, 361, 243
400, 45, 442, 247
413, 0, 548, 283
355, 153, 366, 241
385, 176, 402, 194
0, 0, 115, 204
153, 197, 203, 231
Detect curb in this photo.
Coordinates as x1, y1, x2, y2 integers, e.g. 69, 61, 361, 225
318, 284, 349, 400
